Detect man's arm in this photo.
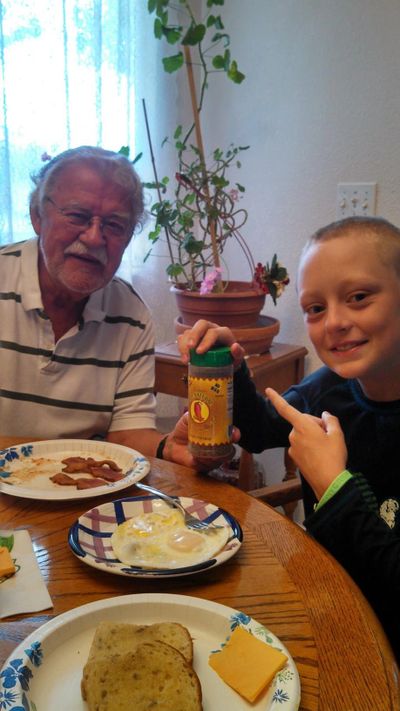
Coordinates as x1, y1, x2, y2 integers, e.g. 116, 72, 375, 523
106, 428, 166, 457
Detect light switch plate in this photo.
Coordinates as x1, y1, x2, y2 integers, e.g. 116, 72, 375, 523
336, 182, 377, 218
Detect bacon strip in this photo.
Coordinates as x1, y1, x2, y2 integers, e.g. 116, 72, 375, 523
76, 477, 107, 490
52, 455, 125, 488
50, 472, 77, 486
88, 467, 124, 482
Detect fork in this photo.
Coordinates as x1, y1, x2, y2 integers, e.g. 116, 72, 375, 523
134, 481, 224, 532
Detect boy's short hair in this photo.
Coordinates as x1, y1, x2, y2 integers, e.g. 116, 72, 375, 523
302, 216, 400, 276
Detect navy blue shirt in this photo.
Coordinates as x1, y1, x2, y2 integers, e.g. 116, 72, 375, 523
234, 362, 400, 660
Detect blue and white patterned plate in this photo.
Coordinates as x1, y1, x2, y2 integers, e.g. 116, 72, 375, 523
0, 593, 301, 711
68, 495, 243, 578
0, 439, 150, 500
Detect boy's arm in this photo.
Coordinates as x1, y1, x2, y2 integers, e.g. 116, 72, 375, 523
266, 388, 347, 499
177, 319, 245, 369
305, 476, 400, 656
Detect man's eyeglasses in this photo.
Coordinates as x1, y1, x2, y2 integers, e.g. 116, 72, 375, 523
44, 196, 131, 240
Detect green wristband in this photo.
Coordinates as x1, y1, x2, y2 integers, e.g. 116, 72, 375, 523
314, 470, 353, 511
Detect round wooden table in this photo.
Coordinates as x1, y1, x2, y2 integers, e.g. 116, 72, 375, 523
0, 438, 399, 710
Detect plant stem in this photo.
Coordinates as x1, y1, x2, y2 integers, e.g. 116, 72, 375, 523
183, 45, 222, 290
142, 98, 177, 282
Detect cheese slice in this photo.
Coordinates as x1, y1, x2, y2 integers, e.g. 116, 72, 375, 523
209, 625, 288, 703
0, 546, 16, 577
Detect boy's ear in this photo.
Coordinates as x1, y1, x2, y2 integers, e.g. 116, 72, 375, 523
30, 204, 41, 236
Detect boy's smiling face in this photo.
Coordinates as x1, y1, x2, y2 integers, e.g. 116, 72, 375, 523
298, 232, 400, 400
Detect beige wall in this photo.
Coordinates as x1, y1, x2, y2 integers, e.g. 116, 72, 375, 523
131, 0, 400, 372
125, 1, 400, 480
200, 0, 400, 376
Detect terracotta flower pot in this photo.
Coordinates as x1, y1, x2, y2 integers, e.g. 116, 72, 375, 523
171, 281, 267, 328
174, 315, 280, 355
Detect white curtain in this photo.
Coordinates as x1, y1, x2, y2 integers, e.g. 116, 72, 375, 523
0, 0, 165, 253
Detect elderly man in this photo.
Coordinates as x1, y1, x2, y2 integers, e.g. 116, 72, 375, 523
0, 145, 219, 466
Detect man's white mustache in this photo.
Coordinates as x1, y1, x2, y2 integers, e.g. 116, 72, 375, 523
64, 240, 108, 266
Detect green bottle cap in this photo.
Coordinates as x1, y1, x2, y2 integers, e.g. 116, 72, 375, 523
189, 346, 233, 367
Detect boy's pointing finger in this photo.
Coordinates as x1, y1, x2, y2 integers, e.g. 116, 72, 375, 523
265, 387, 302, 426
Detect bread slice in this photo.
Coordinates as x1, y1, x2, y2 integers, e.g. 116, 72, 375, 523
85, 621, 193, 663
81, 622, 193, 700
83, 641, 203, 711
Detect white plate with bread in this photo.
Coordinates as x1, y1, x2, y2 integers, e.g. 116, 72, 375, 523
0, 593, 301, 710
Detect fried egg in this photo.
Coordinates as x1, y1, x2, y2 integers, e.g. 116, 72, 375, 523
110, 507, 230, 569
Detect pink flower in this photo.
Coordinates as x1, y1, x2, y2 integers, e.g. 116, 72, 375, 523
200, 268, 222, 294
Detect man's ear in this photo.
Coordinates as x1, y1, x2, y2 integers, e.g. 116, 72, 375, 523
30, 204, 41, 236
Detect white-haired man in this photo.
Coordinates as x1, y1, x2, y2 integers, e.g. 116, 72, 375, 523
0, 146, 236, 465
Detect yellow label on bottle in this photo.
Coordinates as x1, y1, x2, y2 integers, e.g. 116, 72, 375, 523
188, 375, 233, 446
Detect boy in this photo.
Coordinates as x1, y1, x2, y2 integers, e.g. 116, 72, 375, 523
179, 216, 400, 661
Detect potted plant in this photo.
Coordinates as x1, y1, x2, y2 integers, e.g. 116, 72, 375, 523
135, 0, 289, 345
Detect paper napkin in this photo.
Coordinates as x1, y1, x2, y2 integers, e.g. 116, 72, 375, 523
0, 529, 53, 618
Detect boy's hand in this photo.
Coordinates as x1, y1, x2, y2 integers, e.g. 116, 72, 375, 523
266, 387, 348, 500
177, 319, 245, 370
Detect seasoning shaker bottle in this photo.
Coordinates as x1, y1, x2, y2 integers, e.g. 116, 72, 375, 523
188, 346, 235, 460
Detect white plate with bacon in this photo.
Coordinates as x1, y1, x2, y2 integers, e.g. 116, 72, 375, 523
0, 439, 150, 500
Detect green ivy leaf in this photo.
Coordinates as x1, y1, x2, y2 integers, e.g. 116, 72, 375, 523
143, 180, 164, 190
181, 23, 206, 46
268, 282, 278, 305
207, 0, 224, 7
178, 211, 195, 228
207, 14, 223, 29
162, 52, 184, 73
154, 18, 163, 39
211, 32, 229, 46
211, 175, 229, 189
131, 151, 143, 165
183, 234, 204, 255
163, 26, 182, 44
148, 0, 157, 13
227, 60, 245, 83
183, 192, 196, 205
167, 263, 185, 277
148, 225, 161, 243
174, 125, 182, 139
236, 183, 245, 192
118, 145, 130, 157
212, 54, 226, 70
275, 266, 288, 280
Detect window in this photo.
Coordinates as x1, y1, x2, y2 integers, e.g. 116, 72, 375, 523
0, 0, 144, 245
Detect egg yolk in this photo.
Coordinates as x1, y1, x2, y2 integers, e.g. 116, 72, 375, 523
124, 511, 182, 537
167, 529, 205, 552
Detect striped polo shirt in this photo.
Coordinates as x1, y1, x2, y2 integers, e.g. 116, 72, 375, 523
0, 238, 157, 439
